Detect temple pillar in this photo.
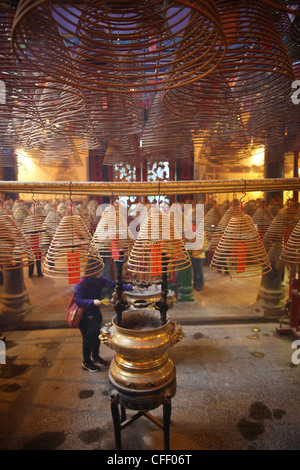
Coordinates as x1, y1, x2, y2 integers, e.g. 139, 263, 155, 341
257, 136, 286, 316
0, 265, 32, 329
177, 263, 194, 302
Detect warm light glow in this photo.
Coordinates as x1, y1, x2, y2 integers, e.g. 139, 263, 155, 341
16, 148, 33, 175
251, 145, 265, 166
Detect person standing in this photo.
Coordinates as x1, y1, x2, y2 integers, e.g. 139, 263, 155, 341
74, 261, 133, 372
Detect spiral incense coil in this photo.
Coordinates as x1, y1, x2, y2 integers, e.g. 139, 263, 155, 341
21, 213, 46, 236
210, 213, 272, 278
263, 205, 299, 250
103, 135, 141, 166
93, 205, 135, 258
279, 219, 300, 264
0, 210, 36, 269
141, 91, 194, 157
11, 0, 226, 94
209, 201, 244, 251
128, 210, 191, 274
12, 204, 31, 227
43, 213, 104, 281
252, 205, 274, 240
40, 210, 62, 253
204, 207, 222, 242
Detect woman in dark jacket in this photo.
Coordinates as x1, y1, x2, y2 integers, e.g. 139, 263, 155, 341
74, 262, 133, 372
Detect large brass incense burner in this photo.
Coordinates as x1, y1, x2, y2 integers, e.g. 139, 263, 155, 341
99, 256, 184, 450
100, 309, 183, 403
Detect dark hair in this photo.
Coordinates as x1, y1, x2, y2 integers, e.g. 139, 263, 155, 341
85, 258, 102, 277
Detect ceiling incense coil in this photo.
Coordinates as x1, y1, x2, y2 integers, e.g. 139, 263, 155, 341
216, 0, 294, 142
43, 212, 104, 281
141, 92, 194, 162
93, 205, 135, 258
279, 219, 300, 264
0, 210, 36, 269
11, 0, 227, 93
128, 210, 191, 275
210, 213, 272, 278
103, 135, 142, 166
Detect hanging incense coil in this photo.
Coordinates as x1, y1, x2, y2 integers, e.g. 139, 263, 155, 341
12, 204, 31, 227
204, 207, 222, 242
11, 0, 226, 94
40, 210, 62, 253
21, 212, 46, 260
93, 205, 135, 258
210, 213, 272, 278
0, 210, 36, 269
103, 135, 141, 166
128, 210, 191, 275
169, 203, 197, 249
216, 0, 294, 143
279, 219, 300, 264
252, 205, 274, 240
209, 200, 244, 250
141, 91, 194, 162
43, 213, 104, 281
263, 205, 299, 250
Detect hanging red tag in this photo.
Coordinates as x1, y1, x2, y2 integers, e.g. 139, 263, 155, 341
111, 239, 119, 260
67, 252, 81, 284
237, 241, 246, 273
30, 234, 40, 261
150, 244, 161, 276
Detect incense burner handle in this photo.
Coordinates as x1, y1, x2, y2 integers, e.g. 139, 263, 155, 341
99, 322, 113, 349
169, 322, 184, 346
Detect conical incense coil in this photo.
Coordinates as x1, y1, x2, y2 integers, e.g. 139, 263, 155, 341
210, 214, 271, 278
280, 219, 300, 264
43, 213, 104, 282
39, 210, 62, 253
128, 210, 191, 275
12, 204, 31, 227
204, 207, 222, 242
209, 201, 243, 250
0, 210, 35, 269
252, 205, 274, 240
11, 0, 226, 93
93, 205, 134, 258
263, 205, 299, 250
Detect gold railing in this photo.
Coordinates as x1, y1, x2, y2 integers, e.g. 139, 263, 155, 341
0, 178, 299, 197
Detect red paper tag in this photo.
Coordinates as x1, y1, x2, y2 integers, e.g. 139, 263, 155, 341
150, 245, 161, 276
111, 239, 119, 260
237, 241, 246, 273
30, 234, 40, 261
67, 252, 81, 284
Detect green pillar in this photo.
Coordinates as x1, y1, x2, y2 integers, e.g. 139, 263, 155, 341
177, 264, 194, 302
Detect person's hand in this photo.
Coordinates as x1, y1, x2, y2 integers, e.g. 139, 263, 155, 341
93, 299, 101, 306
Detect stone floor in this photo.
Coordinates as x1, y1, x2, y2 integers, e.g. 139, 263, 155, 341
0, 264, 299, 451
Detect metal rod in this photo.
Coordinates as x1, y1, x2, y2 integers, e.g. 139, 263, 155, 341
0, 177, 300, 197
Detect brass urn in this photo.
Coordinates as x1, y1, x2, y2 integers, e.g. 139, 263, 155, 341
99, 309, 184, 400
